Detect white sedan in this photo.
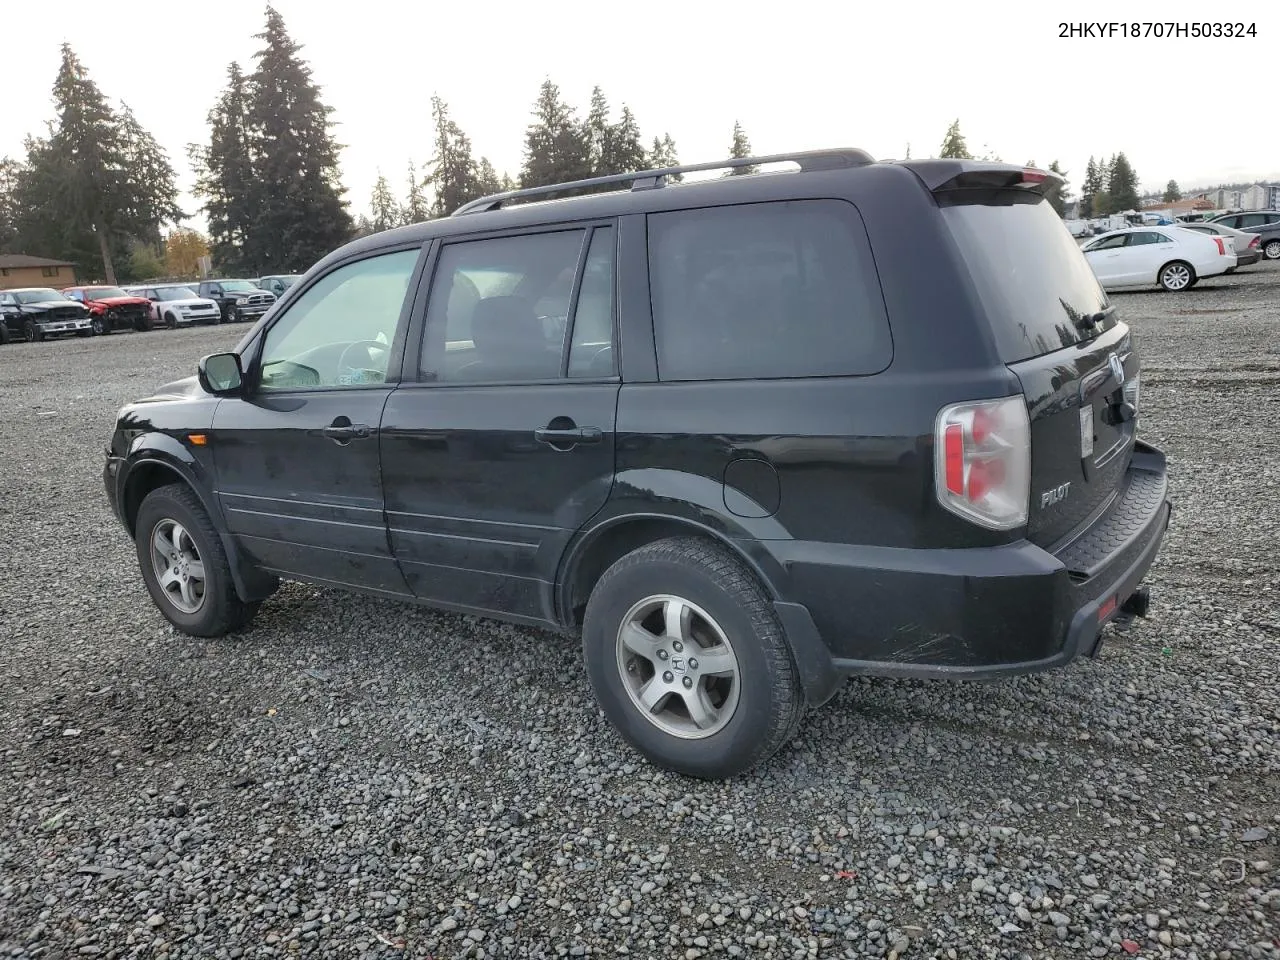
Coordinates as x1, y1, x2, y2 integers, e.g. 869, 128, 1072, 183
125, 285, 223, 327
1081, 227, 1236, 292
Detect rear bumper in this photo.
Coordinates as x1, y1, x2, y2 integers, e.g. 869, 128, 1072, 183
769, 441, 1170, 699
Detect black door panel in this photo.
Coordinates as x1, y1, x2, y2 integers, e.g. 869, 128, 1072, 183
212, 390, 410, 595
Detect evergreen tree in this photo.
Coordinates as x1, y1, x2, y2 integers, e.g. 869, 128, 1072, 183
600, 105, 646, 176
0, 157, 21, 253
117, 103, 184, 249
727, 120, 756, 175
369, 171, 399, 232
1107, 152, 1140, 212
242, 6, 352, 271
520, 79, 591, 189
475, 157, 503, 197
402, 159, 428, 225
1047, 160, 1071, 217
939, 119, 972, 159
649, 133, 682, 181
1163, 179, 1181, 202
500, 172, 518, 192
904, 143, 911, 160
15, 45, 178, 283
584, 86, 612, 174
425, 94, 480, 217
1092, 190, 1113, 217
1079, 156, 1104, 218
190, 62, 255, 274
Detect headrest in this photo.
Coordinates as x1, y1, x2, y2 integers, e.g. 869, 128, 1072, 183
470, 296, 544, 355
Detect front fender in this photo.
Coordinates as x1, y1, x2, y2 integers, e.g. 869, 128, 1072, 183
117, 432, 277, 603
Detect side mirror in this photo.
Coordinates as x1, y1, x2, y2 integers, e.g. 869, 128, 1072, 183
198, 352, 244, 396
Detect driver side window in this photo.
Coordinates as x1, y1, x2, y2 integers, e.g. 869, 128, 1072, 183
258, 248, 420, 391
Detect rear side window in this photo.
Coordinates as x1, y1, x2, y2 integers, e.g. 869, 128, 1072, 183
942, 198, 1112, 364
647, 200, 891, 381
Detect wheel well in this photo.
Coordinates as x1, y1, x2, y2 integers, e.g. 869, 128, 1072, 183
122, 462, 186, 535
561, 518, 773, 629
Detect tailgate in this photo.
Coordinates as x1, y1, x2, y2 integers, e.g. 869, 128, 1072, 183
935, 175, 1137, 548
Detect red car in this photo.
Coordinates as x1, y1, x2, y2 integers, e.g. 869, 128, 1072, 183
62, 286, 154, 335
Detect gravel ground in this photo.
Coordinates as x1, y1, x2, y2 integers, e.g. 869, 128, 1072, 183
0, 265, 1277, 960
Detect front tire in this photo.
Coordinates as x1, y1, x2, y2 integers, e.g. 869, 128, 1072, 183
582, 537, 804, 780
165, 311, 178, 329
229, 305, 241, 323
135, 483, 260, 637
1158, 260, 1195, 292
90, 315, 106, 335
23, 319, 42, 342
1264, 239, 1280, 261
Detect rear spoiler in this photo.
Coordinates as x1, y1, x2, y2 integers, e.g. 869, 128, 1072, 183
902, 160, 1065, 198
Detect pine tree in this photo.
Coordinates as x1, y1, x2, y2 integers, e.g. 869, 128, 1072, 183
402, 159, 428, 225
1163, 179, 1181, 202
1080, 156, 1103, 218
727, 120, 756, 176
939, 119, 972, 159
649, 134, 682, 181
369, 171, 399, 233
243, 6, 352, 272
426, 94, 481, 217
191, 62, 255, 274
904, 143, 911, 160
1047, 160, 1071, 217
584, 86, 612, 175
520, 79, 591, 189
600, 105, 646, 176
16, 45, 178, 283
1107, 152, 1140, 212
0, 157, 21, 253
475, 157, 502, 197
117, 103, 184, 250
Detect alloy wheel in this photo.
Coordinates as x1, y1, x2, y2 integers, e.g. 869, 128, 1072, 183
1161, 263, 1191, 290
149, 518, 207, 614
615, 594, 741, 739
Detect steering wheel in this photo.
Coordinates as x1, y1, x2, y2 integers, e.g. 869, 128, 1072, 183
336, 339, 391, 384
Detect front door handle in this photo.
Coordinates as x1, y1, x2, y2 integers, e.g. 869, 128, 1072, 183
534, 424, 603, 448
323, 418, 373, 444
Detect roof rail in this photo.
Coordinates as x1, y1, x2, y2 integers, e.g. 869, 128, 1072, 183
450, 148, 875, 216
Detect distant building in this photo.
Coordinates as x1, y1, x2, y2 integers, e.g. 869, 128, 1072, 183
0, 254, 78, 291
1195, 183, 1279, 212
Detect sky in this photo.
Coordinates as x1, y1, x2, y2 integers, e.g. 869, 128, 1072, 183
4, 0, 1279, 232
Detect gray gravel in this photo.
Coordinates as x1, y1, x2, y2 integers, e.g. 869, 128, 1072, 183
1, 265, 1278, 959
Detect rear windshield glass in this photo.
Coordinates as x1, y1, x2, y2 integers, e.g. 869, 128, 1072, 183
942, 198, 1113, 363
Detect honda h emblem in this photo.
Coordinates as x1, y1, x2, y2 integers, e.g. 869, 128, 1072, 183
1108, 353, 1124, 384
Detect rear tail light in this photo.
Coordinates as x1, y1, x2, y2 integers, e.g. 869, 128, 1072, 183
1213, 237, 1227, 255
1249, 236, 1261, 249
934, 396, 1031, 530
1123, 372, 1141, 424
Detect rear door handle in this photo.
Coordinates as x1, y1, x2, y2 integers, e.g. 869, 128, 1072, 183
534, 425, 603, 446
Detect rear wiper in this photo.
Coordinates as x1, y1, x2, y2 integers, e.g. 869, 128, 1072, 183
1073, 306, 1115, 331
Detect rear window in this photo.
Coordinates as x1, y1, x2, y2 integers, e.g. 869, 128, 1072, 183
648, 200, 892, 381
942, 198, 1113, 363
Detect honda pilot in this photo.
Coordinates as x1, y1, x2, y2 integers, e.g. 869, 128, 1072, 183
104, 150, 1171, 779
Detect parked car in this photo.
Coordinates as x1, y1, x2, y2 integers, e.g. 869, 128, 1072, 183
0, 287, 93, 342
1082, 226, 1235, 291
1174, 221, 1262, 269
1208, 211, 1280, 260
256, 274, 303, 298
62, 285, 154, 334
195, 279, 276, 323
125, 284, 222, 328
104, 152, 1170, 779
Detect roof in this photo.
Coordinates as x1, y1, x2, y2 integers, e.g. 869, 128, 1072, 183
0, 254, 76, 269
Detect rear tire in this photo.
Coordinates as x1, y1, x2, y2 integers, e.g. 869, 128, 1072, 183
135, 483, 260, 637
582, 537, 804, 780
1158, 260, 1195, 292
1264, 239, 1280, 260
90, 316, 106, 335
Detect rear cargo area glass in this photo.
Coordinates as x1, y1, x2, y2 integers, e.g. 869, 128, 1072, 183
942, 199, 1112, 364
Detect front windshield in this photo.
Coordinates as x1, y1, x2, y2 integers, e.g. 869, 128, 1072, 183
221, 280, 259, 292
14, 289, 63, 304
157, 287, 198, 301
85, 287, 130, 299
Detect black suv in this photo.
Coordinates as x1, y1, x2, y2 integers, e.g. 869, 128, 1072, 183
104, 150, 1171, 779
195, 279, 276, 323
